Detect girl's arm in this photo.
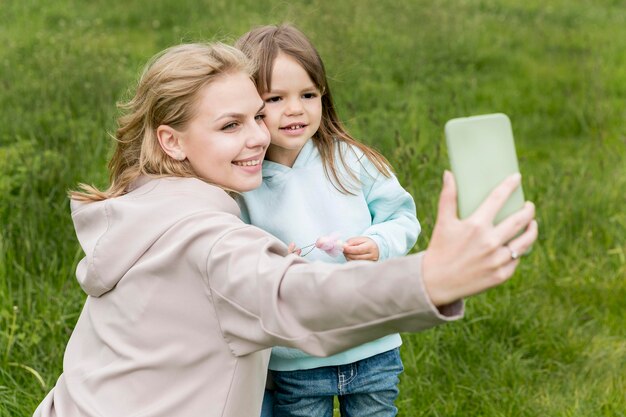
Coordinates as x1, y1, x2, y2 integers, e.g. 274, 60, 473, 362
357, 154, 420, 261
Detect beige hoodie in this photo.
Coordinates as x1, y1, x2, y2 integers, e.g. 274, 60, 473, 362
34, 176, 462, 417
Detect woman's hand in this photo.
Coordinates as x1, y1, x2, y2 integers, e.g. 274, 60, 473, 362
422, 171, 538, 306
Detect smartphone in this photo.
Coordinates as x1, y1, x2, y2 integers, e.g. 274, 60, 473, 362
444, 113, 525, 224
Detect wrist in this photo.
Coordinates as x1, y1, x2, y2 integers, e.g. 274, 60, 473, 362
367, 234, 387, 260
421, 249, 455, 306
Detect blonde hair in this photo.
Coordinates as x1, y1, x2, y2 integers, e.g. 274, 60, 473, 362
71, 42, 254, 202
235, 24, 393, 194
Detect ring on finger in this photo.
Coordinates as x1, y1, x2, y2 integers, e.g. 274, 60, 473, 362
506, 245, 519, 260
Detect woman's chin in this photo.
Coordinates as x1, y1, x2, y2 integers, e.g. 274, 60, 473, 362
231, 176, 263, 193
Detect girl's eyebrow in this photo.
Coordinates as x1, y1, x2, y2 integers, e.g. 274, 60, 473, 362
267, 85, 318, 94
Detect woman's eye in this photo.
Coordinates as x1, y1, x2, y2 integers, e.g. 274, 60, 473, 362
255, 114, 265, 122
222, 122, 239, 131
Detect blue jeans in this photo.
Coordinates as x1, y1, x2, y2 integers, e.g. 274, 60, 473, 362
262, 348, 403, 417
261, 389, 275, 417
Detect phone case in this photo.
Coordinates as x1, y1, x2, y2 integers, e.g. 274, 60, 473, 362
444, 113, 525, 224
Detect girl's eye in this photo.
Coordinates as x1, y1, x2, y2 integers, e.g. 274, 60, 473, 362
265, 96, 281, 103
302, 92, 318, 99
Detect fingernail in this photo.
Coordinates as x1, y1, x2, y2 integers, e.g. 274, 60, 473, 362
443, 170, 451, 184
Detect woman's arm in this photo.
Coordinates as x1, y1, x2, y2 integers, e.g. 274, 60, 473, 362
204, 171, 536, 357
205, 224, 460, 357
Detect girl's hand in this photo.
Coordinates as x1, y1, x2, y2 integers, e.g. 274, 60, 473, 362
343, 237, 379, 261
287, 242, 302, 256
422, 171, 538, 306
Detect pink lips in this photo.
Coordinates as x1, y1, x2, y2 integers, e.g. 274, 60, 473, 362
233, 155, 261, 163
232, 154, 263, 173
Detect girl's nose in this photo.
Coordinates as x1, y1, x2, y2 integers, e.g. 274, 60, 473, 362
285, 97, 304, 115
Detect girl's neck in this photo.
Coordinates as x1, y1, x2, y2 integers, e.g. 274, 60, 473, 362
265, 144, 304, 168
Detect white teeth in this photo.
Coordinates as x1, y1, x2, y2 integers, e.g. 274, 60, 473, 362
285, 125, 303, 130
234, 160, 260, 167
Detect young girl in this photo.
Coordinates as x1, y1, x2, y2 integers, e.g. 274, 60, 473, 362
236, 24, 420, 417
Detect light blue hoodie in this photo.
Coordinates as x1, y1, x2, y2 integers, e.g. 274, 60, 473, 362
239, 139, 420, 371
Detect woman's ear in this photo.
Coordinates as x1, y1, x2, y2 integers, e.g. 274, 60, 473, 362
156, 125, 187, 161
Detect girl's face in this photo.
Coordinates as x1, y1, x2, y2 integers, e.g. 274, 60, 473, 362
178, 72, 270, 192
261, 53, 322, 167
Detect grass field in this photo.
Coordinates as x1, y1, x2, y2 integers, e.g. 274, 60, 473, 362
1, 1, 625, 416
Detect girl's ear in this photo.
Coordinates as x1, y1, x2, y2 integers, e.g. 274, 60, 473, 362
156, 125, 187, 161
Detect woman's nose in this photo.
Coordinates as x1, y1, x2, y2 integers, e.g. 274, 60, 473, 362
247, 120, 270, 148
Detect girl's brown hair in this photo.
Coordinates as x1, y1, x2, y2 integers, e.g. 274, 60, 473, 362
70, 42, 254, 202
235, 24, 393, 194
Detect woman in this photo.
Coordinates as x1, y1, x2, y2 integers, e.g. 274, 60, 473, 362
34, 42, 536, 417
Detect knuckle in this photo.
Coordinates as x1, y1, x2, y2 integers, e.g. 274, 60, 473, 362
486, 236, 500, 252
531, 222, 539, 237
466, 218, 483, 232
519, 213, 532, 227
477, 234, 498, 252
492, 187, 508, 200
493, 267, 510, 282
488, 254, 503, 270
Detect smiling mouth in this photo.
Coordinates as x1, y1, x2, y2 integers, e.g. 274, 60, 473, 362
233, 159, 261, 167
281, 124, 307, 130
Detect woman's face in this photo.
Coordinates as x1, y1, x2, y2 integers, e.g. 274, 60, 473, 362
179, 72, 270, 192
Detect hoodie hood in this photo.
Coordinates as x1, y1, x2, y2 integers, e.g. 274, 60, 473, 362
261, 138, 318, 181
70, 176, 240, 297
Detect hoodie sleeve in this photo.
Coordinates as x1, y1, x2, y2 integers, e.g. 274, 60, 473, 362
357, 155, 420, 261
204, 224, 462, 357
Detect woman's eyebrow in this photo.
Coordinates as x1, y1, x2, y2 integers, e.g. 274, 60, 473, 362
214, 112, 244, 122
214, 103, 266, 122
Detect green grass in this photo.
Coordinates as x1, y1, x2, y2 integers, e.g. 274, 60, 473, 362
1, 0, 624, 416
